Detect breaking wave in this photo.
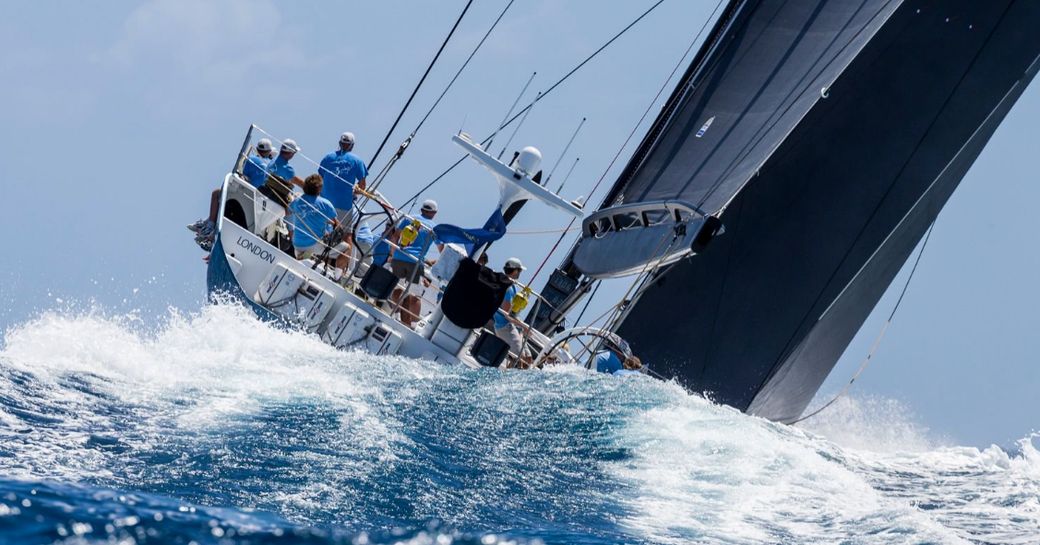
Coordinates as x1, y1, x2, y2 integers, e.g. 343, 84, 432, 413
0, 304, 1037, 544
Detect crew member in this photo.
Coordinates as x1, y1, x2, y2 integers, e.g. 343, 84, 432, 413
613, 355, 644, 376
319, 132, 368, 271
494, 257, 533, 368
593, 346, 641, 375
390, 200, 441, 328
261, 139, 305, 208
187, 138, 275, 249
290, 174, 337, 260
243, 138, 275, 188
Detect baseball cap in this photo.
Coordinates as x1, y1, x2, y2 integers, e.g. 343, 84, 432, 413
339, 132, 355, 146
281, 139, 300, 153
421, 199, 438, 213
504, 257, 526, 271
256, 138, 272, 152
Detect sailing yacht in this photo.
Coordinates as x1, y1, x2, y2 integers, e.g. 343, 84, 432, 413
202, 0, 1040, 423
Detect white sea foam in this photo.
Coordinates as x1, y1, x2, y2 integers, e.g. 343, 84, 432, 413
0, 304, 430, 482
609, 393, 967, 544
0, 305, 1037, 543
609, 388, 1039, 544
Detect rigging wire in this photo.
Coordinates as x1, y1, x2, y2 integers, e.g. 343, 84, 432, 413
498, 91, 541, 161
522, 3, 717, 288
791, 220, 937, 425
368, 0, 517, 197
397, 0, 668, 211
413, 0, 516, 138
527, 0, 731, 338
501, 0, 666, 131
487, 72, 537, 154
595, 0, 729, 209
506, 225, 581, 235
545, 117, 586, 186
368, 0, 474, 171
555, 157, 581, 194
528, 219, 682, 365
698, 0, 898, 214
573, 280, 601, 325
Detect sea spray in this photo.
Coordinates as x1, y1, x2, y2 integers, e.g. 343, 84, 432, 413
0, 304, 1037, 544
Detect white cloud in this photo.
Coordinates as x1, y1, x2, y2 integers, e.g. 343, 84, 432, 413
103, 0, 308, 88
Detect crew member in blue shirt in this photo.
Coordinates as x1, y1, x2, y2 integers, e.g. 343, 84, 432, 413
188, 138, 277, 250
243, 138, 275, 188
593, 349, 623, 374
261, 139, 305, 207
593, 347, 642, 375
389, 200, 441, 329
289, 174, 337, 260
319, 132, 368, 271
366, 222, 394, 273
614, 355, 644, 376
345, 221, 379, 278
494, 257, 533, 367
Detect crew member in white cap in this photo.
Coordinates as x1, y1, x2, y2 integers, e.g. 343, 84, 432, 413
319, 132, 368, 270
494, 257, 532, 367
389, 199, 441, 329
261, 139, 305, 207
243, 138, 275, 188
188, 137, 277, 250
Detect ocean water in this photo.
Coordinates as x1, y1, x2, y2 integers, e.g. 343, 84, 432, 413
0, 304, 1037, 544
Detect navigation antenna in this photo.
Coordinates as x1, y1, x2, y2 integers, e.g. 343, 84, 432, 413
556, 157, 581, 194
544, 116, 586, 187
485, 72, 536, 154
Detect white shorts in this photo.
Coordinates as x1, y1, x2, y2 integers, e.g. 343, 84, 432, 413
296, 243, 342, 260
495, 324, 530, 358
335, 208, 355, 233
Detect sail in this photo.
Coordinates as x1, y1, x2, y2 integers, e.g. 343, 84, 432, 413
561, 0, 1040, 421
605, 0, 901, 214
572, 0, 904, 277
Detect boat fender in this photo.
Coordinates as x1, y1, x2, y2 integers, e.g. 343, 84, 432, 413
400, 219, 421, 247
691, 216, 723, 253
510, 286, 532, 314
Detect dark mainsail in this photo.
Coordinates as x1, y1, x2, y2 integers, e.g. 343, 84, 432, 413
543, 0, 1040, 422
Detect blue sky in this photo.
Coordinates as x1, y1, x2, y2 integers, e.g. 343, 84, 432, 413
1, 1, 1036, 447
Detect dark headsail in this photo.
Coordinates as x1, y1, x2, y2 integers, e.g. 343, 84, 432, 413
540, 0, 1040, 422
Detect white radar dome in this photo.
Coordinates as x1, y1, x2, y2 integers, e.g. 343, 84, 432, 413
515, 146, 542, 178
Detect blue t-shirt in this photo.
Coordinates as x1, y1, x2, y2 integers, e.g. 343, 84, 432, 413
370, 240, 391, 267
494, 284, 518, 329
319, 150, 368, 210
355, 222, 376, 246
242, 155, 270, 188
289, 194, 336, 249
594, 351, 623, 374
355, 222, 390, 266
266, 155, 295, 184
392, 216, 437, 263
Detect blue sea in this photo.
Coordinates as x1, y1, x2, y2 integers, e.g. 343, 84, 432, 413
0, 304, 1037, 544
